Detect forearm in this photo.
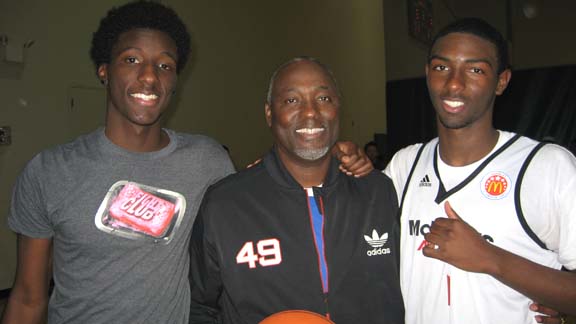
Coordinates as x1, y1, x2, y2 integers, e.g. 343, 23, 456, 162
2, 236, 52, 324
1, 291, 48, 324
489, 246, 576, 315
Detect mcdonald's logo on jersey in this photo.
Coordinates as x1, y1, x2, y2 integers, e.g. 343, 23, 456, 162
480, 171, 511, 200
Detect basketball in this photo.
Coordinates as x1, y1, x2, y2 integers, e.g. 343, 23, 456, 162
259, 310, 335, 324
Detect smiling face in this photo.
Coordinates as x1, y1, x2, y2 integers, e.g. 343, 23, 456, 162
98, 28, 178, 129
426, 32, 511, 131
265, 60, 340, 164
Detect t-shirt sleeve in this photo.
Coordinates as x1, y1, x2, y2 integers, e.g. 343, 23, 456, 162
202, 138, 236, 186
522, 144, 576, 270
8, 155, 54, 238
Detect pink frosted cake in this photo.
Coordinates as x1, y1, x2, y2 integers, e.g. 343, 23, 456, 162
108, 183, 176, 238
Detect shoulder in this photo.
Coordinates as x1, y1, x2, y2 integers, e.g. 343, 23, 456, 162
384, 141, 431, 178
520, 141, 576, 194
391, 143, 426, 163
534, 142, 576, 163
523, 140, 576, 173
353, 169, 396, 188
23, 132, 97, 176
338, 170, 398, 206
203, 162, 267, 200
11, 134, 97, 212
169, 131, 235, 172
383, 141, 434, 203
196, 163, 268, 226
172, 131, 224, 152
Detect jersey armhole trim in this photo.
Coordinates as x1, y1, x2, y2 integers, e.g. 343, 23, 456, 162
515, 142, 549, 250
399, 144, 427, 219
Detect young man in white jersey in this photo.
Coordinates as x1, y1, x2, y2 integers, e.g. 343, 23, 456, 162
384, 18, 576, 324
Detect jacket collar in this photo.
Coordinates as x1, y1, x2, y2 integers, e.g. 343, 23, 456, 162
263, 146, 341, 191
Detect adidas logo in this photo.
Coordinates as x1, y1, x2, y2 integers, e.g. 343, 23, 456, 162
364, 229, 390, 256
364, 229, 388, 247
419, 174, 432, 187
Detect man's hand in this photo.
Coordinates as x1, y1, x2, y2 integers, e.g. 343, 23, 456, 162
332, 141, 373, 177
423, 201, 498, 274
531, 302, 567, 324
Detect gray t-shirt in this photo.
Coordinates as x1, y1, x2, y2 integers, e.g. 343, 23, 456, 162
8, 128, 235, 324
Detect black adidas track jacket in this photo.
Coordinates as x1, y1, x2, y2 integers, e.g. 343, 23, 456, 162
189, 149, 404, 324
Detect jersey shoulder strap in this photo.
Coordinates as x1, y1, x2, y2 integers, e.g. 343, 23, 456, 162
398, 143, 427, 215
515, 142, 549, 250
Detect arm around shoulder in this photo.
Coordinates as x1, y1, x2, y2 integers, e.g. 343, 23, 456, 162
1, 235, 52, 324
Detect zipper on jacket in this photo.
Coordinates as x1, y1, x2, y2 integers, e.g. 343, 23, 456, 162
324, 292, 331, 320
305, 188, 330, 317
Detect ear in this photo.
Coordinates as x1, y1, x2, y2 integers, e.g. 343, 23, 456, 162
265, 103, 272, 128
425, 63, 430, 77
495, 68, 511, 95
97, 64, 108, 85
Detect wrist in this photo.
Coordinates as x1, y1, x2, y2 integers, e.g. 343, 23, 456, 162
483, 243, 506, 277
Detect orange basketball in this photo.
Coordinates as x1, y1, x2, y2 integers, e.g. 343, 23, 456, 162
259, 310, 335, 324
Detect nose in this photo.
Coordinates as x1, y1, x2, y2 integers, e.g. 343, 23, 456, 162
301, 98, 320, 118
446, 70, 465, 93
138, 63, 159, 85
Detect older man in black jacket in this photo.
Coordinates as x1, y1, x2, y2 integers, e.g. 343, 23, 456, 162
189, 57, 404, 324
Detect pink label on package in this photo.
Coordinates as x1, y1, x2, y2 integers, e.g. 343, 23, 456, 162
108, 183, 176, 238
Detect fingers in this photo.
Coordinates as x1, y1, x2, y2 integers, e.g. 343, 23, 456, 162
422, 230, 444, 257
344, 157, 373, 177
422, 241, 440, 257
444, 201, 461, 220
335, 143, 374, 177
338, 158, 372, 177
422, 214, 461, 258
531, 302, 563, 324
531, 302, 560, 317
333, 141, 356, 159
355, 145, 369, 160
534, 314, 562, 324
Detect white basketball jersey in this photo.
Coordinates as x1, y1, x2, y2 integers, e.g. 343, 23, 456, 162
399, 134, 562, 324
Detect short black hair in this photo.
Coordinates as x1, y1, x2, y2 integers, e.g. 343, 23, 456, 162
265, 56, 341, 104
90, 0, 191, 74
429, 17, 509, 73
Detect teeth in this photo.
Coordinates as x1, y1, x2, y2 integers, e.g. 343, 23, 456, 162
296, 128, 324, 134
131, 93, 158, 101
444, 100, 463, 108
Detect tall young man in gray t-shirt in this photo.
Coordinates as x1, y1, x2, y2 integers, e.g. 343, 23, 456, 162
2, 2, 235, 323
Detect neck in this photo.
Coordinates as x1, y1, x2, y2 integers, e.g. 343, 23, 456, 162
105, 121, 169, 152
277, 148, 331, 188
437, 123, 499, 167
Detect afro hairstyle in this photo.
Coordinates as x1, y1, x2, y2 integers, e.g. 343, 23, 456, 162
90, 0, 191, 74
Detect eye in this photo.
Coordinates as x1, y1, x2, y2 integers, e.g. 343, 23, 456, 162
318, 96, 331, 102
432, 65, 448, 71
158, 63, 174, 71
285, 98, 297, 104
125, 57, 139, 64
470, 67, 484, 74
